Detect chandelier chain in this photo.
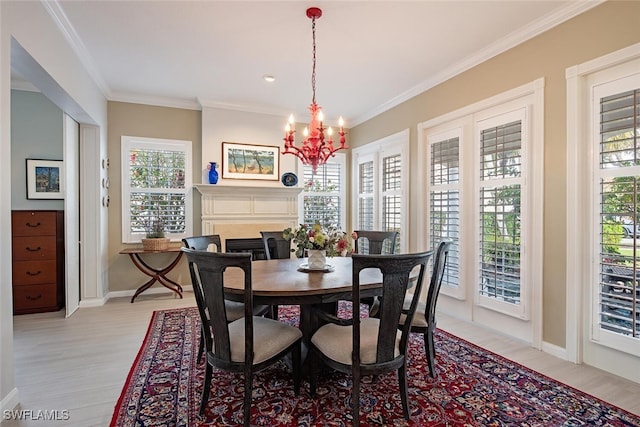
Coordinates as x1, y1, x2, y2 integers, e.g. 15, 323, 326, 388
311, 16, 317, 105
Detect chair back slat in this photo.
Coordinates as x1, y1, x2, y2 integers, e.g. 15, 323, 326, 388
354, 230, 398, 254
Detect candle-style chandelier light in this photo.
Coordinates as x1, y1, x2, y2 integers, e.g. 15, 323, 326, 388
283, 7, 347, 173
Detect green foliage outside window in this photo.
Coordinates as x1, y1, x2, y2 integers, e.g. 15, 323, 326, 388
129, 148, 186, 235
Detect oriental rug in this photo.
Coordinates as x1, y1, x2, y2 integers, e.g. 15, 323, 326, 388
110, 305, 640, 426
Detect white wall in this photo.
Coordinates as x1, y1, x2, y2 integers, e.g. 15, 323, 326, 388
201, 106, 300, 185
1, 0, 108, 412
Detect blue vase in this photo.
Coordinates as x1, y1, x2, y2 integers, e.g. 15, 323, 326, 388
208, 162, 219, 184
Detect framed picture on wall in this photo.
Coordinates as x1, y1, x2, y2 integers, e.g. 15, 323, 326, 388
222, 142, 280, 181
26, 159, 65, 199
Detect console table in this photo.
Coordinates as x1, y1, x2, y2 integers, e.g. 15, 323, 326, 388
119, 247, 184, 302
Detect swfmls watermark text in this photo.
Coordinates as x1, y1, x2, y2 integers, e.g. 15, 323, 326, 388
3, 409, 70, 421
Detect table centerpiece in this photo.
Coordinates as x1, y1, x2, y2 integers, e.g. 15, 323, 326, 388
283, 222, 354, 270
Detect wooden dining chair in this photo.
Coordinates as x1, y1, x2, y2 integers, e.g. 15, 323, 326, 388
260, 231, 291, 260
399, 241, 451, 378
353, 230, 400, 316
354, 230, 399, 255
182, 234, 222, 253
182, 248, 302, 426
260, 231, 292, 319
309, 251, 432, 426
182, 235, 269, 363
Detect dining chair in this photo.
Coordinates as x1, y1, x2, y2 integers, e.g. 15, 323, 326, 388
353, 230, 399, 255
399, 241, 451, 378
260, 231, 292, 260
182, 235, 270, 363
182, 248, 302, 426
181, 234, 223, 253
309, 251, 432, 426
260, 231, 292, 319
353, 230, 399, 317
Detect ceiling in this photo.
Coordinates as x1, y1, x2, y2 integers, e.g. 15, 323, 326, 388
15, 1, 599, 126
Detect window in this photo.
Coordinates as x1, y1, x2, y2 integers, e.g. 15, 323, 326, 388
121, 136, 192, 243
420, 79, 543, 341
358, 159, 375, 230
429, 132, 461, 291
300, 154, 346, 229
352, 130, 409, 252
595, 84, 640, 340
567, 44, 640, 364
478, 117, 523, 306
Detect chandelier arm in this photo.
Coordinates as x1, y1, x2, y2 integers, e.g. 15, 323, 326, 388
284, 145, 310, 163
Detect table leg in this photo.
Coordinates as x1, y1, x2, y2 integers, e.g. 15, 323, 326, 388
128, 252, 184, 302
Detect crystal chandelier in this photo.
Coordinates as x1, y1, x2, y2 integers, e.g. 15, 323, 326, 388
283, 7, 347, 173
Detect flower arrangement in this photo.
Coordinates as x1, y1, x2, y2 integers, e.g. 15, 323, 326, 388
283, 222, 354, 258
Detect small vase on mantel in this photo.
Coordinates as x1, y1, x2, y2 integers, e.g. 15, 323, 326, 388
307, 249, 327, 270
208, 162, 219, 184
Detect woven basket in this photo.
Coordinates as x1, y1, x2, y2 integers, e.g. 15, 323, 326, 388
142, 238, 170, 251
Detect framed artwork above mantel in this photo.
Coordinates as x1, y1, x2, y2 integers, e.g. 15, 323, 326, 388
221, 142, 279, 181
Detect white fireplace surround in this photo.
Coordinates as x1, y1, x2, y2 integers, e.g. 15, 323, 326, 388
194, 184, 303, 250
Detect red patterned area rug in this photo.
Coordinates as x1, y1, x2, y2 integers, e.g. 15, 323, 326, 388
110, 306, 640, 426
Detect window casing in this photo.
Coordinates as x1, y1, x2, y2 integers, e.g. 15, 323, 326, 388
299, 154, 346, 230
121, 136, 193, 243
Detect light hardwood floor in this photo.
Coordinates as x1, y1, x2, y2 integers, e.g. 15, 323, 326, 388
3, 291, 640, 426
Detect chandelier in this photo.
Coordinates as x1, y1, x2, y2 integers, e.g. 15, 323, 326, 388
283, 7, 347, 173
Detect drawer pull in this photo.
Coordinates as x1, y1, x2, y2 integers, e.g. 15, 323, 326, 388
26, 222, 41, 228
26, 294, 42, 301
25, 246, 42, 252
26, 271, 42, 276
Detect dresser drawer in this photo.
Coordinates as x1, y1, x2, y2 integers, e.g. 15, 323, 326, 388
12, 236, 57, 261
13, 284, 59, 313
12, 260, 57, 285
12, 211, 57, 236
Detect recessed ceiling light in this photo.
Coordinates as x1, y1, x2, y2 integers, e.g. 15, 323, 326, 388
263, 74, 276, 83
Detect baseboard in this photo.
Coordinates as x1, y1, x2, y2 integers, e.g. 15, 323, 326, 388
1, 387, 19, 414
105, 285, 193, 302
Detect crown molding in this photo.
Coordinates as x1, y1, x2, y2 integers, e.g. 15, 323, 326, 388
351, 0, 604, 126
43, 0, 111, 98
109, 92, 202, 111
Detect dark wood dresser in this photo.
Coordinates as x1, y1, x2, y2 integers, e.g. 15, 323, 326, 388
11, 210, 65, 314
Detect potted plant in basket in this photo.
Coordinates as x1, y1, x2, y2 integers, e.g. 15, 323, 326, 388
142, 218, 170, 251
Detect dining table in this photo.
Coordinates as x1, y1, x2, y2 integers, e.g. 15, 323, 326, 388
221, 256, 384, 347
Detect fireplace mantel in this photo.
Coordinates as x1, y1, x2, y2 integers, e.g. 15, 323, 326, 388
194, 184, 302, 198
194, 184, 303, 247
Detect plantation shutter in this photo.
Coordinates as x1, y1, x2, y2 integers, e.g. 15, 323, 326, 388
302, 160, 343, 229
122, 136, 192, 243
598, 88, 640, 338
358, 160, 375, 230
478, 119, 523, 305
430, 136, 460, 287
382, 154, 402, 252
